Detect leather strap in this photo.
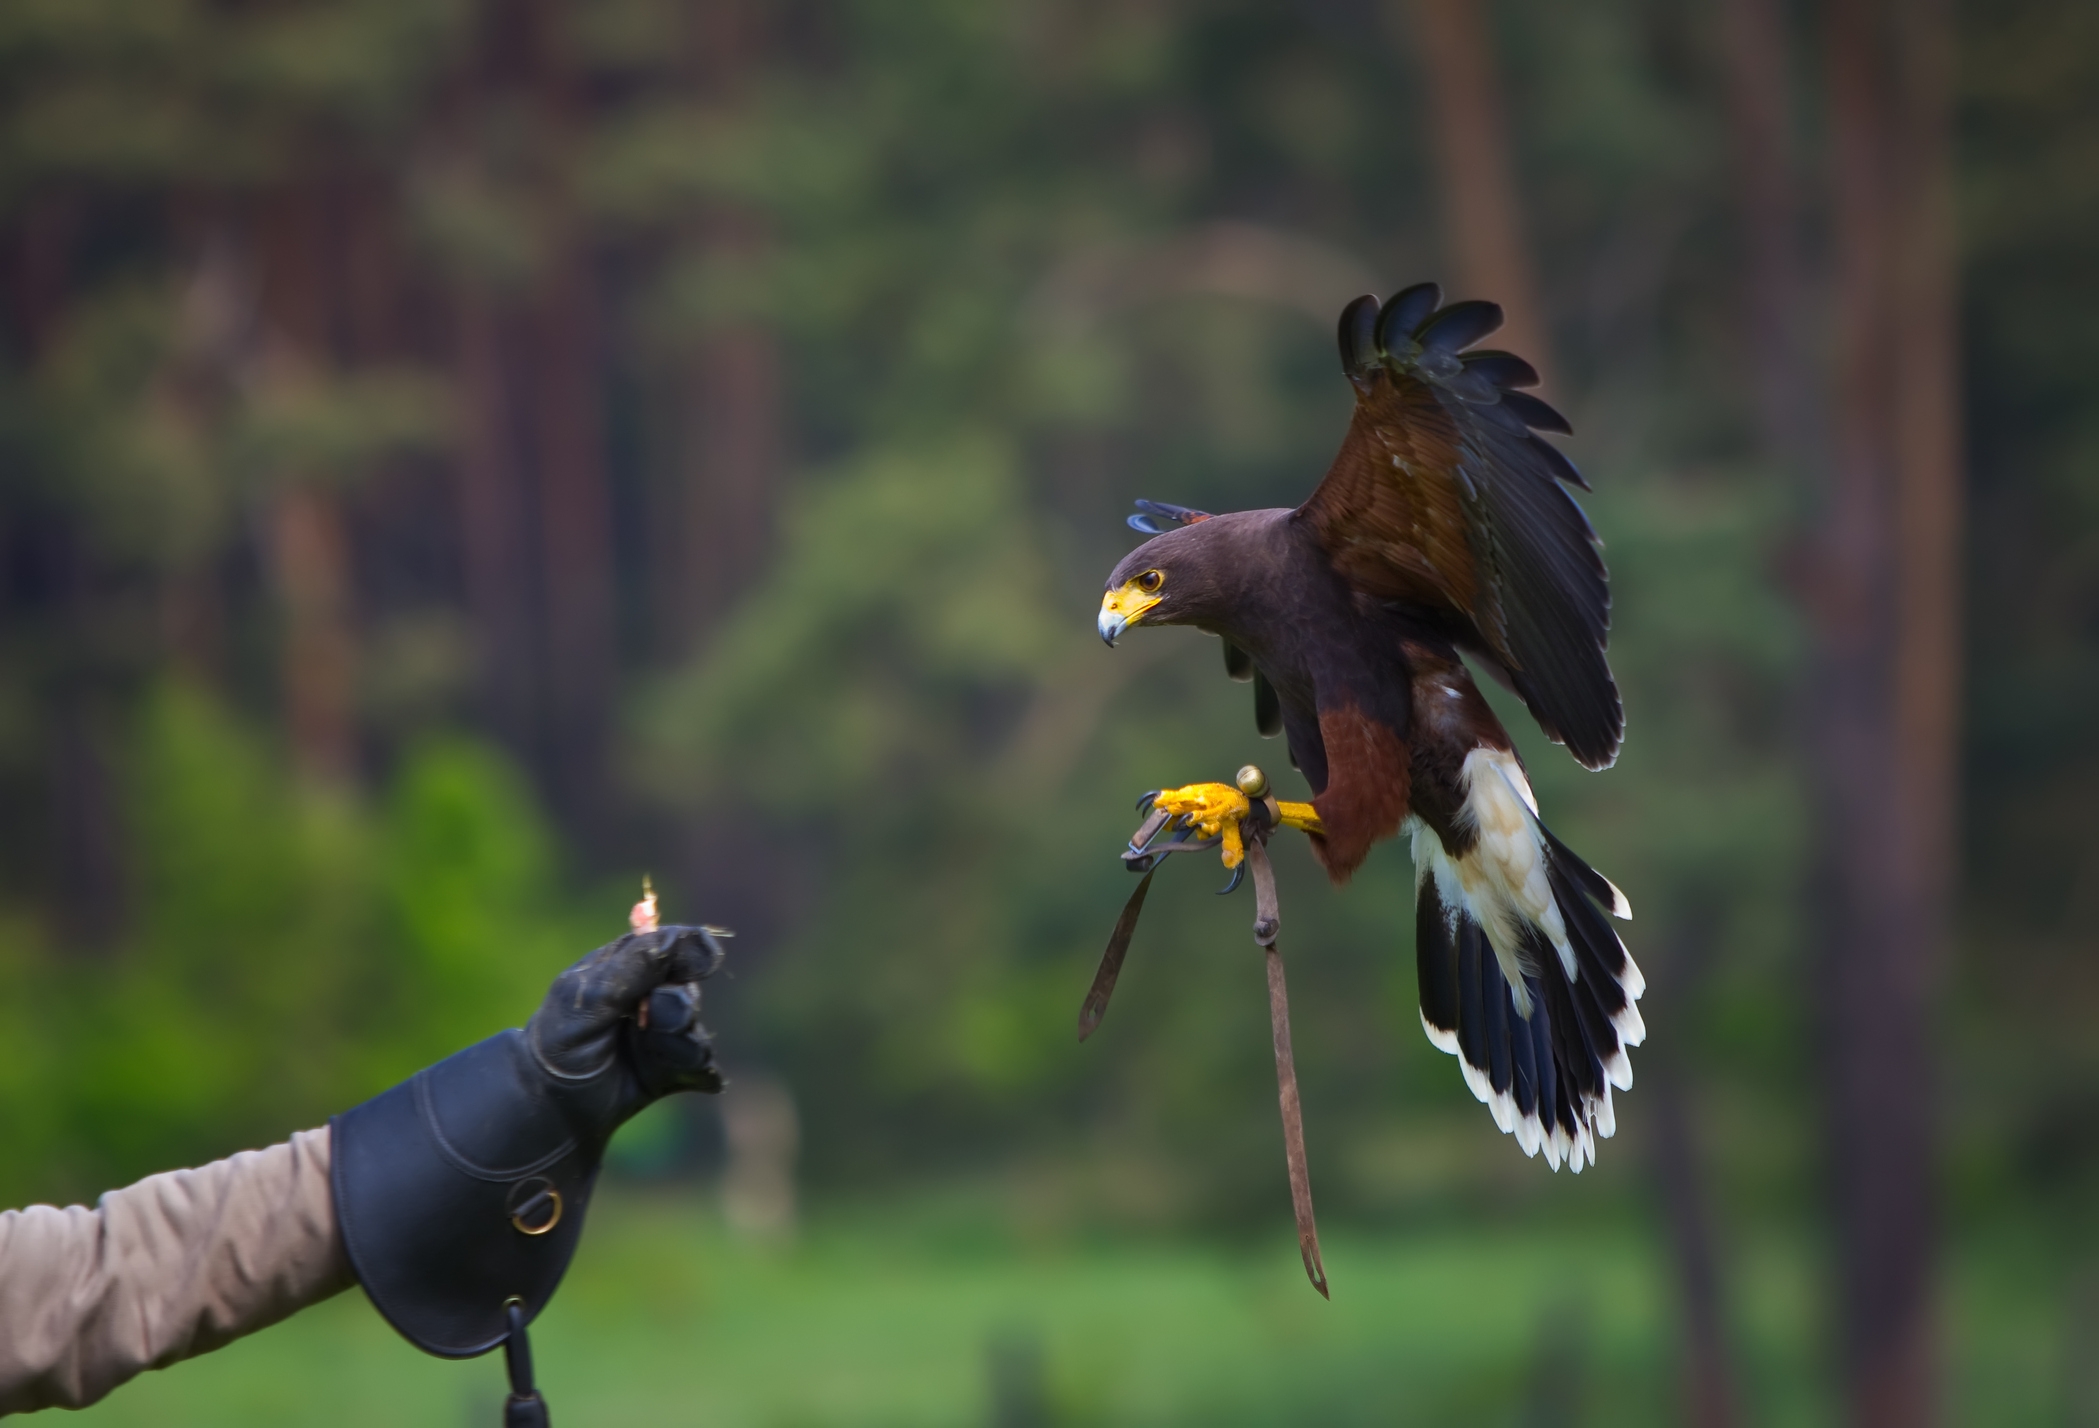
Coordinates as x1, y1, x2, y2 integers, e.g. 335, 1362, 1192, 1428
501, 1301, 550, 1425
1078, 869, 1156, 1042
1247, 839, 1280, 946
1261, 927, 1327, 1298
1083, 810, 1327, 1297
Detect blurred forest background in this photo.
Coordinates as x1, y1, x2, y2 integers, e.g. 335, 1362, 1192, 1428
0, 0, 2094, 1424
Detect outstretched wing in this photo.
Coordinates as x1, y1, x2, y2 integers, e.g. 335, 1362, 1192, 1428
1297, 286, 1621, 770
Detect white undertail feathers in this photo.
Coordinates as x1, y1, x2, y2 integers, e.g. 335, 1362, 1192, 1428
1409, 747, 1643, 1172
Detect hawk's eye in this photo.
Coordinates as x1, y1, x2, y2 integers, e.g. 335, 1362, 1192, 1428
1136, 569, 1165, 594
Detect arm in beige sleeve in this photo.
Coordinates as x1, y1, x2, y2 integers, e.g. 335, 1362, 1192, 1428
0, 1126, 355, 1416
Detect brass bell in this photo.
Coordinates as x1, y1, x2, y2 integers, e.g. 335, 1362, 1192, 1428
1235, 764, 1270, 799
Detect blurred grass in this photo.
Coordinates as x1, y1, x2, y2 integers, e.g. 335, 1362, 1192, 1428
49, 1185, 2073, 1428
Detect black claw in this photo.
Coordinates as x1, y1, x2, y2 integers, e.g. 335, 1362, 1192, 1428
1217, 862, 1245, 895
1135, 790, 1160, 815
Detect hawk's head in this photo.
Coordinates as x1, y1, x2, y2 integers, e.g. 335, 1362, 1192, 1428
1097, 504, 1255, 646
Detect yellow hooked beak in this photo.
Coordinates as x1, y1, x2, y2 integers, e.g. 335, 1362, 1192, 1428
1098, 581, 1162, 646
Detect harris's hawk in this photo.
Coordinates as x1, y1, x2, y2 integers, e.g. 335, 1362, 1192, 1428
1096, 284, 1643, 1171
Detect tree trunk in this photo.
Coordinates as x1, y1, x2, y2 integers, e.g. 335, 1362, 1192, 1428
679, 297, 782, 646
47, 534, 126, 953
4, 194, 76, 361
1886, 0, 1961, 962
662, 3, 782, 658
526, 0, 617, 831
454, 290, 542, 767
1716, 0, 1814, 471
1647, 923, 1742, 1428
1817, 1, 1959, 1422
1397, 0, 1555, 380
257, 186, 360, 786
531, 237, 615, 826
268, 486, 358, 785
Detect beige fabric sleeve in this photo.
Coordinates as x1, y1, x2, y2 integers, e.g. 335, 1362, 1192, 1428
0, 1126, 355, 1416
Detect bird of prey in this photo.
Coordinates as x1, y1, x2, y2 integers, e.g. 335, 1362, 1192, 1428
1096, 284, 1643, 1171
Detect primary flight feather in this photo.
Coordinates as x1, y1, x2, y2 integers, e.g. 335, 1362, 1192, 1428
1097, 284, 1642, 1171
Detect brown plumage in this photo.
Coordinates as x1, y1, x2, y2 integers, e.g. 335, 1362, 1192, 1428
1097, 285, 1643, 1170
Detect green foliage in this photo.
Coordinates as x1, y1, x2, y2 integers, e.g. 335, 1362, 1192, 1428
646, 434, 1061, 818
0, 688, 584, 1207
376, 735, 582, 1062
77, 683, 373, 1170
0, 0, 469, 194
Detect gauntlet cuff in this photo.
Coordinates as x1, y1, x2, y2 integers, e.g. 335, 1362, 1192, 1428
330, 1031, 605, 1358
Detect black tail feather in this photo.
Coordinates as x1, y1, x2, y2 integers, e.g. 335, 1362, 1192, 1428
1542, 826, 1633, 922
1525, 993, 1559, 1149
1482, 947, 1513, 1103
1508, 994, 1539, 1122
1415, 872, 1461, 1044
1412, 821, 1643, 1170
1456, 919, 1488, 1077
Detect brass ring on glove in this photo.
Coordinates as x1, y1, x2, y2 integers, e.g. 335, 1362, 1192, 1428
507, 1179, 564, 1236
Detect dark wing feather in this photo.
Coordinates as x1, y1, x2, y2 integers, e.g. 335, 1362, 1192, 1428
1460, 350, 1540, 390
1302, 292, 1622, 769
1497, 390, 1572, 436
1253, 672, 1282, 738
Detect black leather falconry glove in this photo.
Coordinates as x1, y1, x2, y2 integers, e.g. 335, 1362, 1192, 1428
331, 926, 725, 1359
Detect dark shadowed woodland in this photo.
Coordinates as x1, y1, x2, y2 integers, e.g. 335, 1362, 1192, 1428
0, 0, 2095, 1424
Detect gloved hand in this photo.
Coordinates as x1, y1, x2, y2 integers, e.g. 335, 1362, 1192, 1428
527, 924, 727, 1117
332, 924, 729, 1360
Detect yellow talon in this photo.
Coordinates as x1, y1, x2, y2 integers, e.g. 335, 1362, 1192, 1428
1149, 782, 1250, 842
1138, 776, 1322, 878
1277, 801, 1322, 835
1145, 779, 1324, 855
